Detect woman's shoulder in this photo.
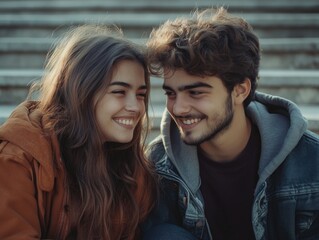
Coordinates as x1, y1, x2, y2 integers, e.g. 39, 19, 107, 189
0, 101, 51, 162
0, 101, 59, 191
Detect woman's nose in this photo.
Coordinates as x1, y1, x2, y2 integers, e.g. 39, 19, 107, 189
125, 95, 141, 112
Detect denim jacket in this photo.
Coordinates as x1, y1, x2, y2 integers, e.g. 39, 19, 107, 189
145, 92, 319, 240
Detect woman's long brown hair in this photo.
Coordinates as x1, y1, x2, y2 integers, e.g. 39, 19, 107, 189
32, 25, 156, 239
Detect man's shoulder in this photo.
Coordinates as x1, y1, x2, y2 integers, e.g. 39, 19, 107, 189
296, 130, 319, 156
268, 131, 319, 197
278, 130, 319, 180
302, 130, 319, 145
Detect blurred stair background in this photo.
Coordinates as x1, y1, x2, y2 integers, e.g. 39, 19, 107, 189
0, 0, 318, 141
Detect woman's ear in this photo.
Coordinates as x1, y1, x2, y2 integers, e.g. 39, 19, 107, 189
232, 78, 251, 105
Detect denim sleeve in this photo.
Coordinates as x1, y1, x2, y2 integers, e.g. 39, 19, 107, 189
141, 177, 182, 233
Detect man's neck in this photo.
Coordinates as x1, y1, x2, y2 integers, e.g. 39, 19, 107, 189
199, 113, 252, 163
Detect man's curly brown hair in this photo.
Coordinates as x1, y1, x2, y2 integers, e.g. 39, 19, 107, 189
147, 7, 261, 106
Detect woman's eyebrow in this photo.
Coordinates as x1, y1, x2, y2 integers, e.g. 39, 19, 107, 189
109, 81, 147, 90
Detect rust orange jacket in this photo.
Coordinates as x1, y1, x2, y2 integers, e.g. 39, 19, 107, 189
0, 101, 69, 239
0, 101, 154, 239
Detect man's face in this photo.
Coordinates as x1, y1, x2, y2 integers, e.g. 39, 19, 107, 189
163, 69, 234, 145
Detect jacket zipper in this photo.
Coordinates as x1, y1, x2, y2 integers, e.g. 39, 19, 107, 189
157, 169, 213, 240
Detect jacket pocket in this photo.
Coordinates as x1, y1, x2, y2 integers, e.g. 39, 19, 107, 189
296, 211, 319, 239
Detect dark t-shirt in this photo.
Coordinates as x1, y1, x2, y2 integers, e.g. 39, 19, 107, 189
198, 124, 261, 240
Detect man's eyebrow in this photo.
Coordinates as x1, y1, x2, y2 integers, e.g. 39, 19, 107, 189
162, 85, 173, 91
162, 82, 213, 91
109, 81, 147, 90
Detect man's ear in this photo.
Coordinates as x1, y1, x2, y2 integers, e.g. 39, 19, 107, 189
232, 78, 251, 105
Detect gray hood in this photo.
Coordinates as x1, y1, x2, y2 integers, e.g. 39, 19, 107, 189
159, 91, 308, 193
247, 92, 307, 187
160, 108, 200, 193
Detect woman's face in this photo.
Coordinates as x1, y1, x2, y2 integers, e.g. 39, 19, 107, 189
95, 60, 147, 143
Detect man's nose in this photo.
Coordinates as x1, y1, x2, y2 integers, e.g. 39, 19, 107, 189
172, 96, 191, 116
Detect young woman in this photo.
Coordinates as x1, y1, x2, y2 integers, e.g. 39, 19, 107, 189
0, 25, 157, 240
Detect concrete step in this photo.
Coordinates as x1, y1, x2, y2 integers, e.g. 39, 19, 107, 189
1, 0, 318, 13
0, 69, 319, 105
1, 37, 318, 69
0, 69, 42, 104
0, 12, 318, 38
1, 103, 318, 140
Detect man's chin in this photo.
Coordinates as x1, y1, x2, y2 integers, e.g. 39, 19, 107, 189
181, 131, 211, 145
181, 134, 200, 145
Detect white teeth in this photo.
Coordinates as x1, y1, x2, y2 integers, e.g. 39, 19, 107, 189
116, 119, 133, 126
182, 118, 201, 125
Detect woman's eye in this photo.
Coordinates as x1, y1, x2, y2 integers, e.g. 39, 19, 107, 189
111, 90, 125, 95
137, 93, 147, 98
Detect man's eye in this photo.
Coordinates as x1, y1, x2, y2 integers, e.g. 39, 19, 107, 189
189, 90, 202, 95
164, 91, 175, 97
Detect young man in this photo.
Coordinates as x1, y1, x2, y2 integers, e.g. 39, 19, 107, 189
143, 7, 319, 240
